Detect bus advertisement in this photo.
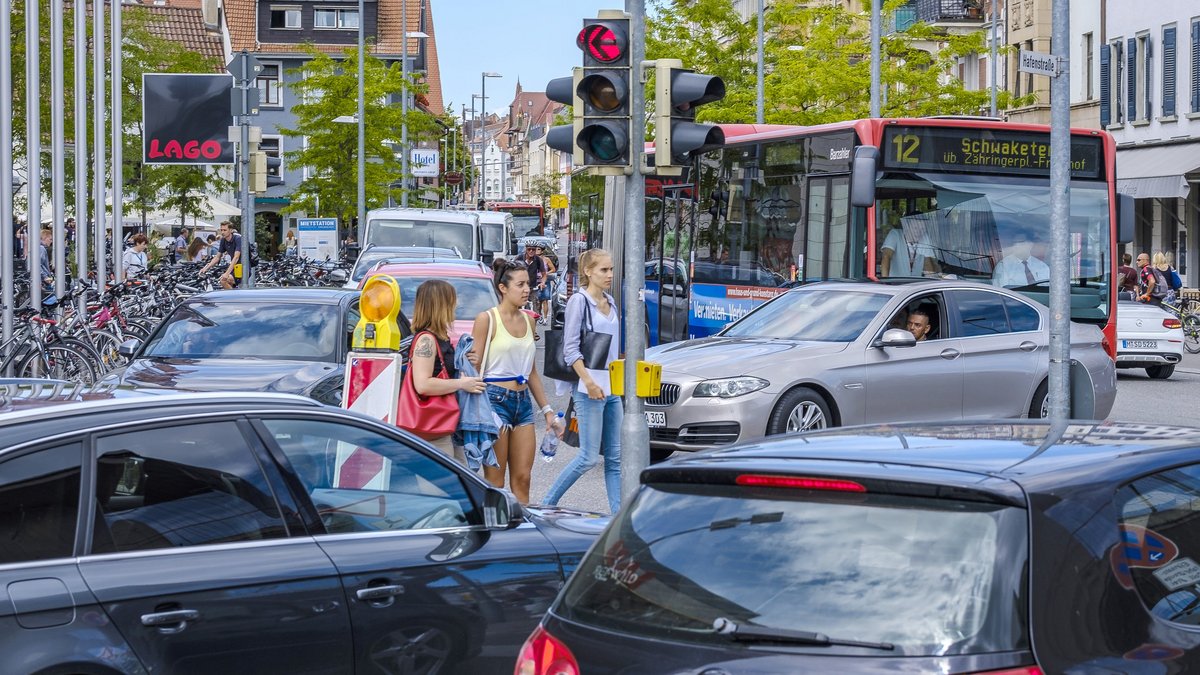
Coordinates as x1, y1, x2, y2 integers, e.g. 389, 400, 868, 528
573, 118, 1125, 357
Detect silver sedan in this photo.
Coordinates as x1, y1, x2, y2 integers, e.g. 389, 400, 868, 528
644, 280, 1117, 457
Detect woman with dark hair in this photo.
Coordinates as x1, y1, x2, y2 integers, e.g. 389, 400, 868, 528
408, 280, 485, 460
186, 237, 208, 262
469, 258, 560, 502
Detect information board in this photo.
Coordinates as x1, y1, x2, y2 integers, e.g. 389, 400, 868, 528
881, 126, 1103, 179
298, 218, 339, 261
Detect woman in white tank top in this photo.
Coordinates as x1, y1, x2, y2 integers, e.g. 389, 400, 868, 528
468, 258, 561, 503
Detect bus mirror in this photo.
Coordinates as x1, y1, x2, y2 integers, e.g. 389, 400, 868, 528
850, 146, 879, 209
1117, 193, 1135, 244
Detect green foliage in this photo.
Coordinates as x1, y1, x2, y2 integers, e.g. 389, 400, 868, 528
646, 0, 1034, 126
280, 45, 444, 228
528, 171, 565, 212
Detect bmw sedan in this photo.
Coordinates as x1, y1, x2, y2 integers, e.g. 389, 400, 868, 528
0, 390, 606, 674
644, 280, 1116, 456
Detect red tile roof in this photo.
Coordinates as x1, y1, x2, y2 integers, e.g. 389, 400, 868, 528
141, 4, 225, 67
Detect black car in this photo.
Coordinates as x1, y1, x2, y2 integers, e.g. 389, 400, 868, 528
521, 422, 1200, 674
0, 389, 606, 674
103, 288, 412, 405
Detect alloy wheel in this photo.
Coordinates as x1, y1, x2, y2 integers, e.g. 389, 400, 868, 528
786, 401, 827, 432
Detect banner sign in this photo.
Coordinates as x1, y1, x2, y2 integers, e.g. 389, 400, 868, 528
688, 283, 788, 338
143, 74, 235, 165
411, 149, 440, 178
298, 218, 339, 261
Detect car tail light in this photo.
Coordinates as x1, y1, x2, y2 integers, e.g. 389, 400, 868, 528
736, 474, 866, 492
965, 667, 1043, 674
515, 625, 579, 675
1164, 318, 1182, 329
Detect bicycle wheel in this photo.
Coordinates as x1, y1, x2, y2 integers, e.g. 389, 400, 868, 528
1184, 315, 1200, 354
17, 343, 99, 385
87, 329, 130, 372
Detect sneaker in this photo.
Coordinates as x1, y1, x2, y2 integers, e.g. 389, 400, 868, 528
537, 317, 548, 326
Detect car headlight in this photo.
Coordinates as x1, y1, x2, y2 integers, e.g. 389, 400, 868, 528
693, 377, 769, 398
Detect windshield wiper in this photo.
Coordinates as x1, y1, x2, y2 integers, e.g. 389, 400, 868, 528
713, 617, 895, 651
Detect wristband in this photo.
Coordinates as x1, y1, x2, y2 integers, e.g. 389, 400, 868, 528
540, 404, 554, 416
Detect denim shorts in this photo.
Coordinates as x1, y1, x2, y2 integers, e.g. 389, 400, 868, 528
538, 285, 552, 301
486, 384, 536, 428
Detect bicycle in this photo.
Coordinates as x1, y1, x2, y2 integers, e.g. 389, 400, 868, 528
1159, 296, 1200, 354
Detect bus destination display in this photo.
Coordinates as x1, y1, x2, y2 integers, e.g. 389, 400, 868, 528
882, 126, 1103, 179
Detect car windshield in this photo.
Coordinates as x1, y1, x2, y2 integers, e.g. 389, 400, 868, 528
722, 289, 889, 341
558, 483, 1029, 656
367, 219, 473, 257
143, 301, 341, 361
481, 223, 506, 252
391, 275, 497, 321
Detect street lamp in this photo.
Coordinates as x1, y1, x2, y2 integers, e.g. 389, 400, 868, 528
399, 6, 429, 208
356, 0, 365, 246
479, 71, 501, 205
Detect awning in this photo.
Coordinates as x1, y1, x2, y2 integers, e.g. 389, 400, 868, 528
1116, 143, 1200, 199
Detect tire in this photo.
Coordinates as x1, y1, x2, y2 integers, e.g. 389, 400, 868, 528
17, 344, 99, 385
1184, 315, 1200, 354
1028, 380, 1049, 419
1146, 364, 1175, 380
88, 329, 129, 372
766, 387, 832, 436
650, 447, 674, 463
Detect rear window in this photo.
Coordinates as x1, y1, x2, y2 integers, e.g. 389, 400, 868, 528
557, 483, 1029, 656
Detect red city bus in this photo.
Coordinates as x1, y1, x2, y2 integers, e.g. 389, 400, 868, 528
488, 201, 545, 237
582, 117, 1126, 356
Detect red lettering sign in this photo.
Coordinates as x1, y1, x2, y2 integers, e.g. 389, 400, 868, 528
147, 138, 227, 162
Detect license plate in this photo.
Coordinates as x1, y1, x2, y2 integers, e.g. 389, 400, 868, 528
644, 411, 666, 428
1124, 339, 1158, 349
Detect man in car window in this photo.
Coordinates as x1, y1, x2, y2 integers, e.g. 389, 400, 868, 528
992, 231, 1049, 288
906, 309, 933, 342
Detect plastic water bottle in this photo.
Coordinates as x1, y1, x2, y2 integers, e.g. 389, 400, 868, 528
539, 413, 564, 462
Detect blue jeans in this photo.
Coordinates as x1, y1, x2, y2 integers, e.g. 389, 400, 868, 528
543, 391, 622, 514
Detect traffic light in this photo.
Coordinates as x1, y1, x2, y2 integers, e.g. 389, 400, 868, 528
249, 151, 267, 193
545, 11, 632, 175
265, 155, 283, 187
654, 59, 726, 175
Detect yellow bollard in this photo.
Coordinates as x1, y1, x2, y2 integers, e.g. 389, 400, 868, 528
352, 275, 403, 351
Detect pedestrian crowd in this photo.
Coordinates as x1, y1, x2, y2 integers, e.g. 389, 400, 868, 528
1118, 250, 1184, 306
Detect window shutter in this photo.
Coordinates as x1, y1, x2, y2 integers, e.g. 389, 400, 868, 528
1192, 20, 1200, 112
1100, 44, 1111, 126
1127, 37, 1137, 121
1144, 38, 1152, 121
1163, 26, 1176, 117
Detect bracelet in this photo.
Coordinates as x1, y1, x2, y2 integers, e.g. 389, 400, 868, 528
540, 404, 554, 416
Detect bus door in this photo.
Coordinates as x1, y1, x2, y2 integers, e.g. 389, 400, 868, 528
803, 174, 852, 281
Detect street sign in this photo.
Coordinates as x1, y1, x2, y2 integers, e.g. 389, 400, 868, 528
143, 74, 235, 165
1018, 49, 1059, 77
443, 171, 464, 186
550, 194, 569, 209
226, 52, 262, 82
231, 87, 260, 117
410, 149, 440, 178
297, 217, 338, 261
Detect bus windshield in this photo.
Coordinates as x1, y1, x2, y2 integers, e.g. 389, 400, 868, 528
367, 219, 474, 258
874, 173, 1111, 321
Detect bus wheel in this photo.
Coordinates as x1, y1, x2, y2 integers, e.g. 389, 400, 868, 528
767, 387, 831, 436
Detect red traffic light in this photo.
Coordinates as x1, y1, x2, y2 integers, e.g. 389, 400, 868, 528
577, 23, 626, 63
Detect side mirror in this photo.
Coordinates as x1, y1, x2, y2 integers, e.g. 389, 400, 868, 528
483, 488, 524, 529
874, 328, 917, 348
117, 339, 141, 358
850, 146, 880, 209
1117, 192, 1135, 244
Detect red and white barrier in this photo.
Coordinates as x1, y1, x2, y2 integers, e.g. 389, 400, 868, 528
337, 352, 403, 489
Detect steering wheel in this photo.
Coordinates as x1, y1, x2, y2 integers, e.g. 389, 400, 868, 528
410, 505, 463, 530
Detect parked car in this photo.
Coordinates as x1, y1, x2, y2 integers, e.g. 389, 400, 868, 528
346, 244, 461, 289
100, 288, 411, 405
0, 390, 606, 674
521, 421, 1200, 674
643, 280, 1117, 459
1116, 299, 1184, 379
364, 259, 499, 344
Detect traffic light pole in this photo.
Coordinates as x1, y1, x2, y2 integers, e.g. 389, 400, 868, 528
619, 0, 649, 507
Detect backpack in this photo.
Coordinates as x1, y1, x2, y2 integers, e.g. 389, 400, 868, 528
1169, 268, 1182, 291
1148, 268, 1169, 299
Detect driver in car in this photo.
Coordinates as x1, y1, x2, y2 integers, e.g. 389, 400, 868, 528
992, 231, 1049, 288
905, 309, 933, 342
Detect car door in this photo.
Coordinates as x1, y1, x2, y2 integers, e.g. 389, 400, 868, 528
77, 419, 353, 674
864, 293, 965, 423
947, 289, 1045, 418
256, 416, 563, 675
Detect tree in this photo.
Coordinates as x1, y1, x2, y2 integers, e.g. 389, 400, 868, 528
280, 45, 443, 230
528, 171, 565, 213
646, 0, 1034, 126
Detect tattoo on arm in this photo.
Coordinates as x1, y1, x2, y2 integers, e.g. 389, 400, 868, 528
414, 336, 435, 359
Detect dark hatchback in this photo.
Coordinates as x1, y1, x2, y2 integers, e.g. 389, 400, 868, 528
521, 422, 1200, 675
0, 390, 605, 674
103, 288, 412, 405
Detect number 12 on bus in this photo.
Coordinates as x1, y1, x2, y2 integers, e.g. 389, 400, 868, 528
579, 117, 1128, 356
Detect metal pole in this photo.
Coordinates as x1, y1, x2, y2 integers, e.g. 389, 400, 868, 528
1048, 0, 1071, 421
756, 0, 764, 124
0, 0, 13, 345
990, 0, 999, 116
27, 0, 43, 313
111, 0, 123, 284
620, 0, 649, 507
401, 0, 409, 207
357, 0, 365, 244
481, 75, 487, 205
52, 0, 66, 299
240, 54, 253, 288
74, 0, 88, 313
870, 0, 881, 117
93, 0, 106, 288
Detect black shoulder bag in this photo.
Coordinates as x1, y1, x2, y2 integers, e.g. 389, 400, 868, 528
543, 294, 613, 382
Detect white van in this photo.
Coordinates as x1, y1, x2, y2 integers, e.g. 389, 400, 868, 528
474, 211, 515, 264
362, 208, 482, 261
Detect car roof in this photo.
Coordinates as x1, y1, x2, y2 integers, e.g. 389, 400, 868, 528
475, 211, 511, 223
371, 261, 492, 278
187, 288, 360, 304
653, 421, 1200, 498
367, 208, 478, 224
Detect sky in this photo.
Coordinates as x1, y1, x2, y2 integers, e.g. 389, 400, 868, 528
433, 0, 617, 119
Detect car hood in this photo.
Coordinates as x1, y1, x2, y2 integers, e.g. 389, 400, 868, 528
117, 357, 340, 394
647, 337, 850, 377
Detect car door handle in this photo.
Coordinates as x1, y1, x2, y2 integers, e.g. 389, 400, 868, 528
141, 609, 200, 634
1019, 341, 1038, 352
940, 348, 960, 360
356, 584, 405, 601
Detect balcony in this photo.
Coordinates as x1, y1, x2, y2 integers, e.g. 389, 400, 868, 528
915, 0, 985, 25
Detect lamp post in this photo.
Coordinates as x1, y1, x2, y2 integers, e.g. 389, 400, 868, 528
399, 0, 429, 208
756, 0, 763, 124
356, 0, 365, 245
479, 72, 501, 206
